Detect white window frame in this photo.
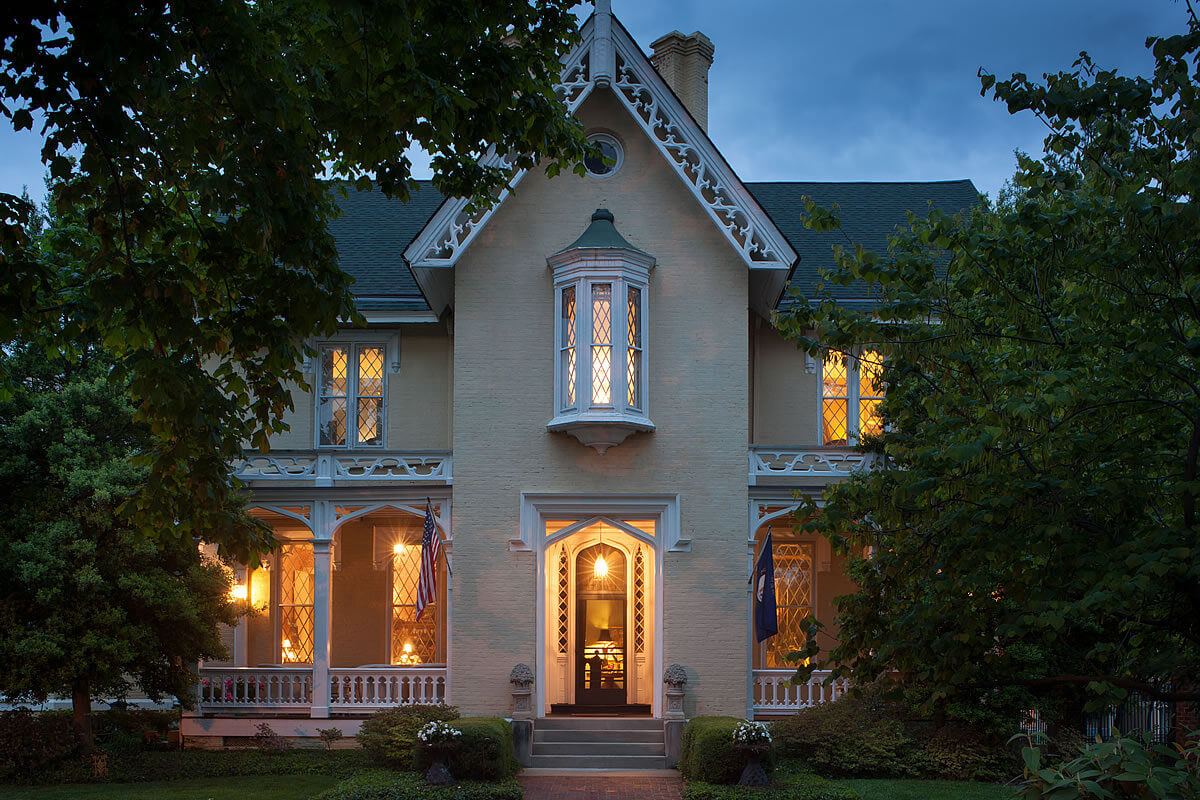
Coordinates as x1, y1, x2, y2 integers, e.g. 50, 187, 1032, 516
819, 349, 884, 447
554, 275, 649, 418
315, 339, 389, 449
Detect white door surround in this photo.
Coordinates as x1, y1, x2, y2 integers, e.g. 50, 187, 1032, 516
516, 493, 682, 718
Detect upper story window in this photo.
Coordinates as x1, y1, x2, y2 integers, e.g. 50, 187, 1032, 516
547, 209, 656, 454
821, 350, 883, 446
318, 343, 385, 447
557, 279, 645, 413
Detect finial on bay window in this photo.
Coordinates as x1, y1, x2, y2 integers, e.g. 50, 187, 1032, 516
592, 0, 614, 86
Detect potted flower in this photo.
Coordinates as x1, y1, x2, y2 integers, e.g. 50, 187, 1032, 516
417, 720, 462, 786
731, 721, 772, 786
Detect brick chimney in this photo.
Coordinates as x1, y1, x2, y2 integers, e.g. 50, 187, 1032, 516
649, 30, 715, 131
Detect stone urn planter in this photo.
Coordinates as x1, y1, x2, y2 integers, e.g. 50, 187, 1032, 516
417, 721, 462, 786
732, 721, 772, 786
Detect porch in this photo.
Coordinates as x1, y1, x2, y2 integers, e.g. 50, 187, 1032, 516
752, 669, 850, 716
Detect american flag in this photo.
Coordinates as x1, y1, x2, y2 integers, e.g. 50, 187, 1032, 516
415, 500, 440, 622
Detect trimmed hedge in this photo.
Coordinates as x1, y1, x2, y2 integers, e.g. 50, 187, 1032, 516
356, 704, 460, 769
316, 769, 522, 800
2, 748, 374, 786
413, 717, 518, 780
0, 708, 184, 780
680, 716, 777, 785
685, 774, 858, 800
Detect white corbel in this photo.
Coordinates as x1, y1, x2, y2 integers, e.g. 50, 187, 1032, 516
388, 333, 401, 374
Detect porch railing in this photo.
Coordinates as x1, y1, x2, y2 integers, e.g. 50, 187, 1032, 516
330, 667, 448, 710
753, 669, 850, 714
195, 666, 448, 713
197, 667, 313, 710
232, 451, 452, 486
749, 447, 880, 485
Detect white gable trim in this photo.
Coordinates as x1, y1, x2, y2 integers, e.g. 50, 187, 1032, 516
403, 9, 797, 308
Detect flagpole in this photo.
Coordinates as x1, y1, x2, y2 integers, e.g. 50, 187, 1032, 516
427, 497, 452, 577
747, 526, 770, 584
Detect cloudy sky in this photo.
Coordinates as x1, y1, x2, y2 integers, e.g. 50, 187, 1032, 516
0, 0, 1186, 204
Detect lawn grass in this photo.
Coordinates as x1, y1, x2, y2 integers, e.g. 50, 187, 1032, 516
0, 774, 340, 800
840, 778, 1014, 800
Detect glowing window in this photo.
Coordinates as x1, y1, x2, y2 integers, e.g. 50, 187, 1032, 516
555, 279, 647, 416
763, 541, 815, 669
318, 344, 385, 447
822, 351, 885, 446
278, 544, 314, 663
390, 538, 437, 665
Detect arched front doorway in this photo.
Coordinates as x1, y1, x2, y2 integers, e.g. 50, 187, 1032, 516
574, 543, 627, 707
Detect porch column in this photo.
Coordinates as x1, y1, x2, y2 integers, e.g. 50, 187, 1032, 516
310, 535, 334, 718
232, 565, 248, 666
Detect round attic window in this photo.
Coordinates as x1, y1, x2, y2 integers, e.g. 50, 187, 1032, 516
584, 133, 623, 178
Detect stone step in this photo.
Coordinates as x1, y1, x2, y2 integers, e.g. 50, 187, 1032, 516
532, 741, 666, 756
536, 716, 663, 731
526, 754, 669, 770
535, 727, 664, 743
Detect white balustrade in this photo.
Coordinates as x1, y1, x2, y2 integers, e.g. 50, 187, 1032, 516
232, 451, 452, 485
329, 667, 448, 709
196, 668, 313, 710
752, 670, 850, 714
749, 447, 880, 485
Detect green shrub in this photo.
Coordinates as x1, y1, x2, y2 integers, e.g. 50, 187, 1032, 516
356, 704, 459, 768
4, 748, 374, 785
772, 689, 919, 778
0, 709, 77, 780
413, 717, 518, 780
1014, 731, 1199, 799
685, 760, 859, 800
680, 716, 777, 784
316, 768, 522, 800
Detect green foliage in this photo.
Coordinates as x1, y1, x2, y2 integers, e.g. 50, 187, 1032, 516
251, 723, 293, 753
680, 716, 778, 784
775, 7, 1200, 718
355, 705, 459, 769
771, 688, 1014, 781
1014, 731, 1200, 799
2, 747, 374, 786
0, 711, 77, 781
317, 728, 344, 751
0, 342, 239, 750
839, 778, 1012, 800
412, 718, 517, 781
0, 0, 593, 562
685, 759, 859, 800
315, 769, 522, 800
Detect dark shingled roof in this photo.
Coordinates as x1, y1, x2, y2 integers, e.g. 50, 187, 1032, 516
329, 181, 445, 304
327, 179, 979, 312
746, 180, 980, 305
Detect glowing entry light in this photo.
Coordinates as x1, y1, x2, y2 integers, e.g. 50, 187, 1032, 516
230, 584, 248, 601
594, 555, 609, 580
396, 641, 421, 665
393, 542, 406, 554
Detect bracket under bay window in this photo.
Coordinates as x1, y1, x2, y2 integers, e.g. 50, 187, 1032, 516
547, 209, 655, 454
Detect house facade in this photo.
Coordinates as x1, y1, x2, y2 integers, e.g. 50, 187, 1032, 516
183, 2, 977, 747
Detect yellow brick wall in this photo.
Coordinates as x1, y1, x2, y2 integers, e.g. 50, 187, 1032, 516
449, 88, 750, 717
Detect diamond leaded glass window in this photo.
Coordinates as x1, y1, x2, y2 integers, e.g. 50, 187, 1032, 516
763, 541, 814, 669
279, 543, 315, 663
822, 350, 885, 446
591, 284, 613, 404
626, 287, 642, 409
318, 343, 385, 447
391, 539, 437, 665
557, 546, 570, 655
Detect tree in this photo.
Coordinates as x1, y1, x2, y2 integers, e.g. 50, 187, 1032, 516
776, 8, 1200, 724
0, 339, 238, 753
0, 1, 591, 560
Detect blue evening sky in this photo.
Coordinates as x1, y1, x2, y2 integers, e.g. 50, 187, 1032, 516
0, 0, 1186, 204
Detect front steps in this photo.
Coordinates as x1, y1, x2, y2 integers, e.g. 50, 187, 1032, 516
528, 717, 667, 769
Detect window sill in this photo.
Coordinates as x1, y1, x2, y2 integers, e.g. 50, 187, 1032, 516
547, 411, 655, 454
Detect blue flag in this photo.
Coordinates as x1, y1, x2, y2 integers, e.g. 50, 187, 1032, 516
754, 529, 778, 643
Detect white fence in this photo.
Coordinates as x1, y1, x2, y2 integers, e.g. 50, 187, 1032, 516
232, 451, 452, 486
196, 666, 447, 713
753, 669, 850, 714
329, 667, 448, 710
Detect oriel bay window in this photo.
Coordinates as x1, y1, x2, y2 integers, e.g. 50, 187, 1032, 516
318, 343, 386, 447
547, 209, 655, 453
821, 350, 884, 446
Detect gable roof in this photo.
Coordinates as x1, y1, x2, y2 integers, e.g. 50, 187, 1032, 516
401, 6, 800, 317
329, 179, 979, 313
747, 180, 980, 306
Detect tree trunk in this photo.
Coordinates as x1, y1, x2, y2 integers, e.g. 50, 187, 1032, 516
72, 677, 94, 755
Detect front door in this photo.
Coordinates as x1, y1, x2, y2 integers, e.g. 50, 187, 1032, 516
574, 543, 627, 706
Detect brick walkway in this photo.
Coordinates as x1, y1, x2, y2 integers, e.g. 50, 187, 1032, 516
518, 775, 683, 800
